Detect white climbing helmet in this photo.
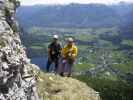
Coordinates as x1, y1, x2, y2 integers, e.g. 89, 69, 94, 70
68, 37, 74, 42
53, 35, 59, 39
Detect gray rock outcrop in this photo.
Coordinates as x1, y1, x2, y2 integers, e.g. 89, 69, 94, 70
0, 0, 39, 99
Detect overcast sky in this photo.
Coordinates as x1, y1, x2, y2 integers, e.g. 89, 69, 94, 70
20, 0, 133, 5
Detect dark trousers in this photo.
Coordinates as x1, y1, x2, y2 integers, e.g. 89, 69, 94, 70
46, 59, 58, 72
58, 58, 74, 77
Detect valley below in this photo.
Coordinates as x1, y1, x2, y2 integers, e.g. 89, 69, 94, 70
17, 3, 133, 100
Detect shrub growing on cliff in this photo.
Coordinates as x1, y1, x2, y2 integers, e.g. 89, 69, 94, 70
74, 75, 133, 100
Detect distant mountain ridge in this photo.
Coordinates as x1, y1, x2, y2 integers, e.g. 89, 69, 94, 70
17, 3, 133, 28
119, 10, 133, 39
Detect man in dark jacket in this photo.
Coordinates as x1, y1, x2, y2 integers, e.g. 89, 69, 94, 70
46, 35, 62, 72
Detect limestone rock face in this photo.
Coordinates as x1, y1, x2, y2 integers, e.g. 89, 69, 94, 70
0, 0, 39, 99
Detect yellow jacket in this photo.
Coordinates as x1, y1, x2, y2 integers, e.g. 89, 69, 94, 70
62, 44, 78, 59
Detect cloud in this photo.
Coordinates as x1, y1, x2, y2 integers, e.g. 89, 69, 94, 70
20, 0, 133, 5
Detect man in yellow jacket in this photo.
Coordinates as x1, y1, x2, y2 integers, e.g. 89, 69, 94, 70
59, 37, 78, 77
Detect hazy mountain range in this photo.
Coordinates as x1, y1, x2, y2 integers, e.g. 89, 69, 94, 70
16, 3, 133, 28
